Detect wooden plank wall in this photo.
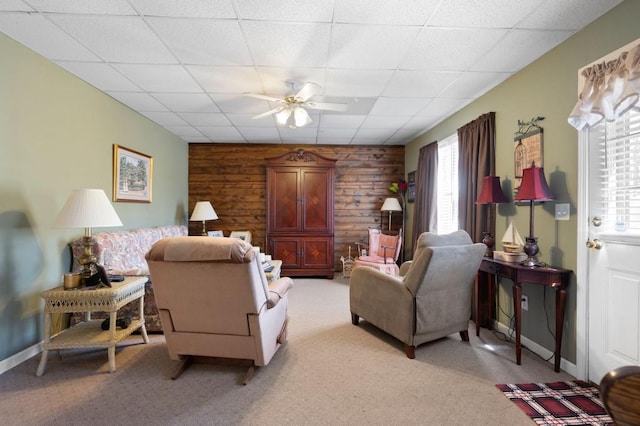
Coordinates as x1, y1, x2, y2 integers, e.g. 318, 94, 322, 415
189, 144, 405, 272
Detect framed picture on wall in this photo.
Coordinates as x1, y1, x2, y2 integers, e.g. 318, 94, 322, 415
407, 171, 416, 203
514, 129, 543, 194
113, 144, 153, 203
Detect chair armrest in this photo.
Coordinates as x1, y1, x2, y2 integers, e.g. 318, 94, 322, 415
267, 277, 294, 308
381, 245, 395, 264
399, 261, 412, 276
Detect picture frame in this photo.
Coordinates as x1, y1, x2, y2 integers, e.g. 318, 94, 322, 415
407, 171, 416, 203
229, 230, 252, 244
113, 144, 153, 203
514, 129, 543, 193
208, 230, 224, 237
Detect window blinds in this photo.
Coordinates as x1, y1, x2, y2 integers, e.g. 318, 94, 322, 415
437, 134, 459, 234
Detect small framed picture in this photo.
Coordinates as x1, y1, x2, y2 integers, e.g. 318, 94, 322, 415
407, 171, 416, 203
208, 230, 224, 237
229, 231, 252, 244
113, 144, 153, 203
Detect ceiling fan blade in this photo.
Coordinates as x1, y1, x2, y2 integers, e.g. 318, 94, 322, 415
293, 82, 321, 102
243, 92, 285, 103
252, 106, 286, 120
303, 101, 348, 112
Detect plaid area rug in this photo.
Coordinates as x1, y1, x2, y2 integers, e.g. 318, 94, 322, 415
496, 381, 613, 425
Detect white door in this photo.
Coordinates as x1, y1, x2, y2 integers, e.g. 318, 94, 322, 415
586, 110, 640, 383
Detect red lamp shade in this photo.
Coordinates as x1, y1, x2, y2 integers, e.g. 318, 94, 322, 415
476, 176, 508, 204
514, 167, 555, 201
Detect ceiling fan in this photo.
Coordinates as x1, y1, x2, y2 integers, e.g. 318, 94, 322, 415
244, 82, 348, 129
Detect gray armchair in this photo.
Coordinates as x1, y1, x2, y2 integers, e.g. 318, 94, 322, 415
350, 230, 485, 358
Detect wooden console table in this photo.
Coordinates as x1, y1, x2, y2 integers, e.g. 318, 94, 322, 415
37, 276, 149, 376
475, 257, 572, 372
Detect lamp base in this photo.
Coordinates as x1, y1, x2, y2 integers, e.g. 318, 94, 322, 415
481, 232, 495, 257
520, 237, 546, 267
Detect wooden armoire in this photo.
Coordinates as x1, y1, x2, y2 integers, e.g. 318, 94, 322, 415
265, 149, 335, 279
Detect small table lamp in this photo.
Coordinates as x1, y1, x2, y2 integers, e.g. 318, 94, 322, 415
190, 201, 218, 236
54, 189, 123, 283
514, 167, 554, 267
381, 197, 402, 231
475, 176, 508, 255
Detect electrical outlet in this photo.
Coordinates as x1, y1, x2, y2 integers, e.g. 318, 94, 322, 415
521, 295, 529, 311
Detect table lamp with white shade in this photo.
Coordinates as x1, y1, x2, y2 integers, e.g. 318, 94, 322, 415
190, 201, 219, 236
54, 189, 123, 283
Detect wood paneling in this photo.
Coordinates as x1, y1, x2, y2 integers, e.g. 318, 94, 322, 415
189, 144, 405, 272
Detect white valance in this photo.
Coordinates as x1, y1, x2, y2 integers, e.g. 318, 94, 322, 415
568, 42, 640, 130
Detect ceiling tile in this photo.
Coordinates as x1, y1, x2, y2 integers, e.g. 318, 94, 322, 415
234, 0, 334, 22
318, 115, 365, 128
108, 91, 168, 112
164, 125, 205, 137
130, 0, 237, 18
329, 24, 420, 69
370, 98, 432, 116
256, 67, 326, 96
470, 29, 574, 73
334, 0, 439, 25
317, 127, 358, 139
241, 21, 331, 68
354, 128, 397, 139
182, 136, 212, 143
177, 112, 231, 126
146, 18, 252, 66
151, 93, 220, 113
49, 15, 177, 63
237, 127, 281, 140
517, 0, 622, 30
187, 65, 263, 94
114, 64, 202, 92
417, 98, 473, 118
26, 0, 136, 14
438, 72, 511, 99
56, 61, 140, 91
383, 70, 459, 97
0, 1, 33, 12
140, 111, 187, 125
209, 94, 270, 114
401, 28, 508, 71
226, 113, 275, 127
428, 0, 544, 28
324, 69, 394, 97
0, 13, 100, 61
360, 115, 410, 129
197, 126, 245, 141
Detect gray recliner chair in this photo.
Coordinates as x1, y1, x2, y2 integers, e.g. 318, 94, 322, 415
349, 230, 485, 358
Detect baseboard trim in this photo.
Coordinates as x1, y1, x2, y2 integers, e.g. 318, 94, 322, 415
0, 342, 42, 375
493, 321, 577, 377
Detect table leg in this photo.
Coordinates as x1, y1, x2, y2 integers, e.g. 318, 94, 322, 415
138, 295, 149, 344
554, 288, 567, 372
513, 283, 522, 365
36, 312, 52, 376
108, 312, 117, 373
475, 274, 480, 337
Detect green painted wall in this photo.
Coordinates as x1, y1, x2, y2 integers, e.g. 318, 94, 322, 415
405, 0, 640, 363
0, 33, 188, 362
405, 0, 640, 365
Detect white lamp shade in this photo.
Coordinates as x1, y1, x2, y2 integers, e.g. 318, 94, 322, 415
190, 201, 218, 221
381, 197, 402, 212
54, 189, 123, 228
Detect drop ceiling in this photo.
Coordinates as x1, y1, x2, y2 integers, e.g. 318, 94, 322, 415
0, 0, 623, 145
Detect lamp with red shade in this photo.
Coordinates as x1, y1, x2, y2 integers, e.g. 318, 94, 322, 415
475, 176, 508, 256
514, 167, 555, 267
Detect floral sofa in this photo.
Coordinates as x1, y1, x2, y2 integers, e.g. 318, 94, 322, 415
69, 225, 187, 332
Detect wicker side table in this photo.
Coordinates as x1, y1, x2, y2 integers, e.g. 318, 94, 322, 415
36, 276, 149, 376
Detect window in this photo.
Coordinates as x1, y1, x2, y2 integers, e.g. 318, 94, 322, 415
592, 108, 640, 233
437, 134, 459, 234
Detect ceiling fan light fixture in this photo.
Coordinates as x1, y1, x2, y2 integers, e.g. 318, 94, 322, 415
275, 108, 291, 126
293, 106, 312, 128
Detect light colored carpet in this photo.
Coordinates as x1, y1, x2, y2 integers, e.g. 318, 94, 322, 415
0, 277, 574, 425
